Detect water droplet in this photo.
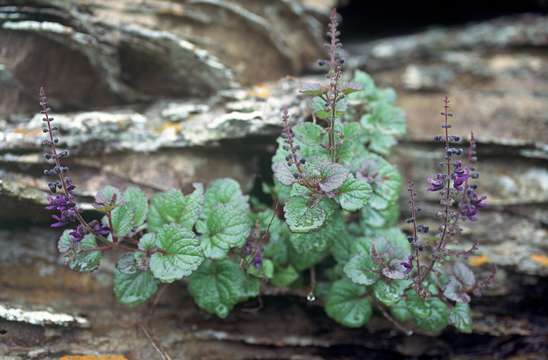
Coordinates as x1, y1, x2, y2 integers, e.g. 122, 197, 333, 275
306, 292, 316, 302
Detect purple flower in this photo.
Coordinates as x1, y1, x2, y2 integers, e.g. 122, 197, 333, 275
70, 224, 86, 242
400, 256, 414, 274
70, 220, 110, 242
453, 161, 470, 191
47, 194, 77, 227
459, 189, 487, 222
427, 173, 446, 192
253, 248, 263, 269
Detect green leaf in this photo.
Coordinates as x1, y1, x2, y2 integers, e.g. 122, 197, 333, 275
330, 230, 355, 264
292, 122, 329, 159
123, 186, 148, 227
373, 279, 411, 306
203, 178, 247, 211
360, 156, 402, 211
415, 298, 449, 334
405, 290, 430, 319
256, 209, 290, 266
361, 202, 399, 228
138, 233, 156, 251
289, 212, 343, 254
390, 300, 412, 323
288, 239, 329, 271
197, 202, 251, 259
113, 253, 158, 306
318, 162, 349, 193
58, 230, 102, 272
344, 252, 380, 286
271, 265, 299, 287
449, 303, 473, 333
147, 185, 204, 232
284, 196, 327, 233
95, 185, 121, 207
337, 175, 372, 211
325, 279, 372, 328
110, 204, 134, 238
149, 224, 203, 282
188, 259, 260, 318
247, 259, 274, 279
312, 96, 330, 120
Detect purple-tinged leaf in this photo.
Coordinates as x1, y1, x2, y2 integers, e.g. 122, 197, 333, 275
453, 261, 476, 288
319, 162, 349, 192
341, 81, 363, 95
300, 82, 328, 96
443, 278, 471, 303
272, 162, 296, 186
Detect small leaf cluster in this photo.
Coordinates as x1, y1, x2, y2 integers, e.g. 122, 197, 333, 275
58, 180, 260, 317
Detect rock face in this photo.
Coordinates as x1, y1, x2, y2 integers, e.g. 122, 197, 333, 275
1, 4, 547, 359
0, 0, 332, 116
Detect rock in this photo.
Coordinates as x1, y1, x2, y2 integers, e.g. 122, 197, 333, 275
0, 0, 328, 116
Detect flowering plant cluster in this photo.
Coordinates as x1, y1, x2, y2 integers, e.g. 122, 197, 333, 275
40, 10, 490, 335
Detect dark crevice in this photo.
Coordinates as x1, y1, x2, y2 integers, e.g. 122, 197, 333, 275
338, 0, 548, 41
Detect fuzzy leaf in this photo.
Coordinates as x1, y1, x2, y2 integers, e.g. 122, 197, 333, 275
330, 231, 355, 264
453, 261, 476, 288
318, 162, 349, 193
449, 303, 473, 333
188, 259, 260, 318
325, 279, 372, 328
247, 259, 274, 279
203, 178, 247, 211
256, 209, 290, 266
288, 239, 329, 271
342, 81, 363, 95
301, 82, 327, 96
111, 204, 134, 238
147, 185, 203, 233
390, 300, 412, 323
415, 298, 449, 334
149, 224, 203, 282
405, 290, 431, 320
292, 123, 328, 159
312, 96, 330, 120
373, 279, 412, 306
289, 213, 343, 254
197, 202, 251, 259
443, 278, 471, 303
271, 265, 299, 287
344, 252, 379, 286
113, 253, 158, 306
58, 231, 102, 272
361, 202, 399, 228
337, 175, 372, 211
284, 196, 327, 233
95, 185, 121, 206
272, 161, 297, 186
123, 186, 148, 227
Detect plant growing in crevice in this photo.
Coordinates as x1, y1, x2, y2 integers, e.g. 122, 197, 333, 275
39, 9, 491, 335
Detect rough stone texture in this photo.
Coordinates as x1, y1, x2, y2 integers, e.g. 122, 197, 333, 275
0, 0, 332, 116
1, 8, 547, 360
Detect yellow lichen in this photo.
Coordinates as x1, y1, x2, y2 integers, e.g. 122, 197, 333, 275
530, 254, 548, 267
249, 83, 271, 99
468, 255, 489, 267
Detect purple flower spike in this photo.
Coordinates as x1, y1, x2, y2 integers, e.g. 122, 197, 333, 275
427, 173, 446, 192
453, 161, 470, 191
